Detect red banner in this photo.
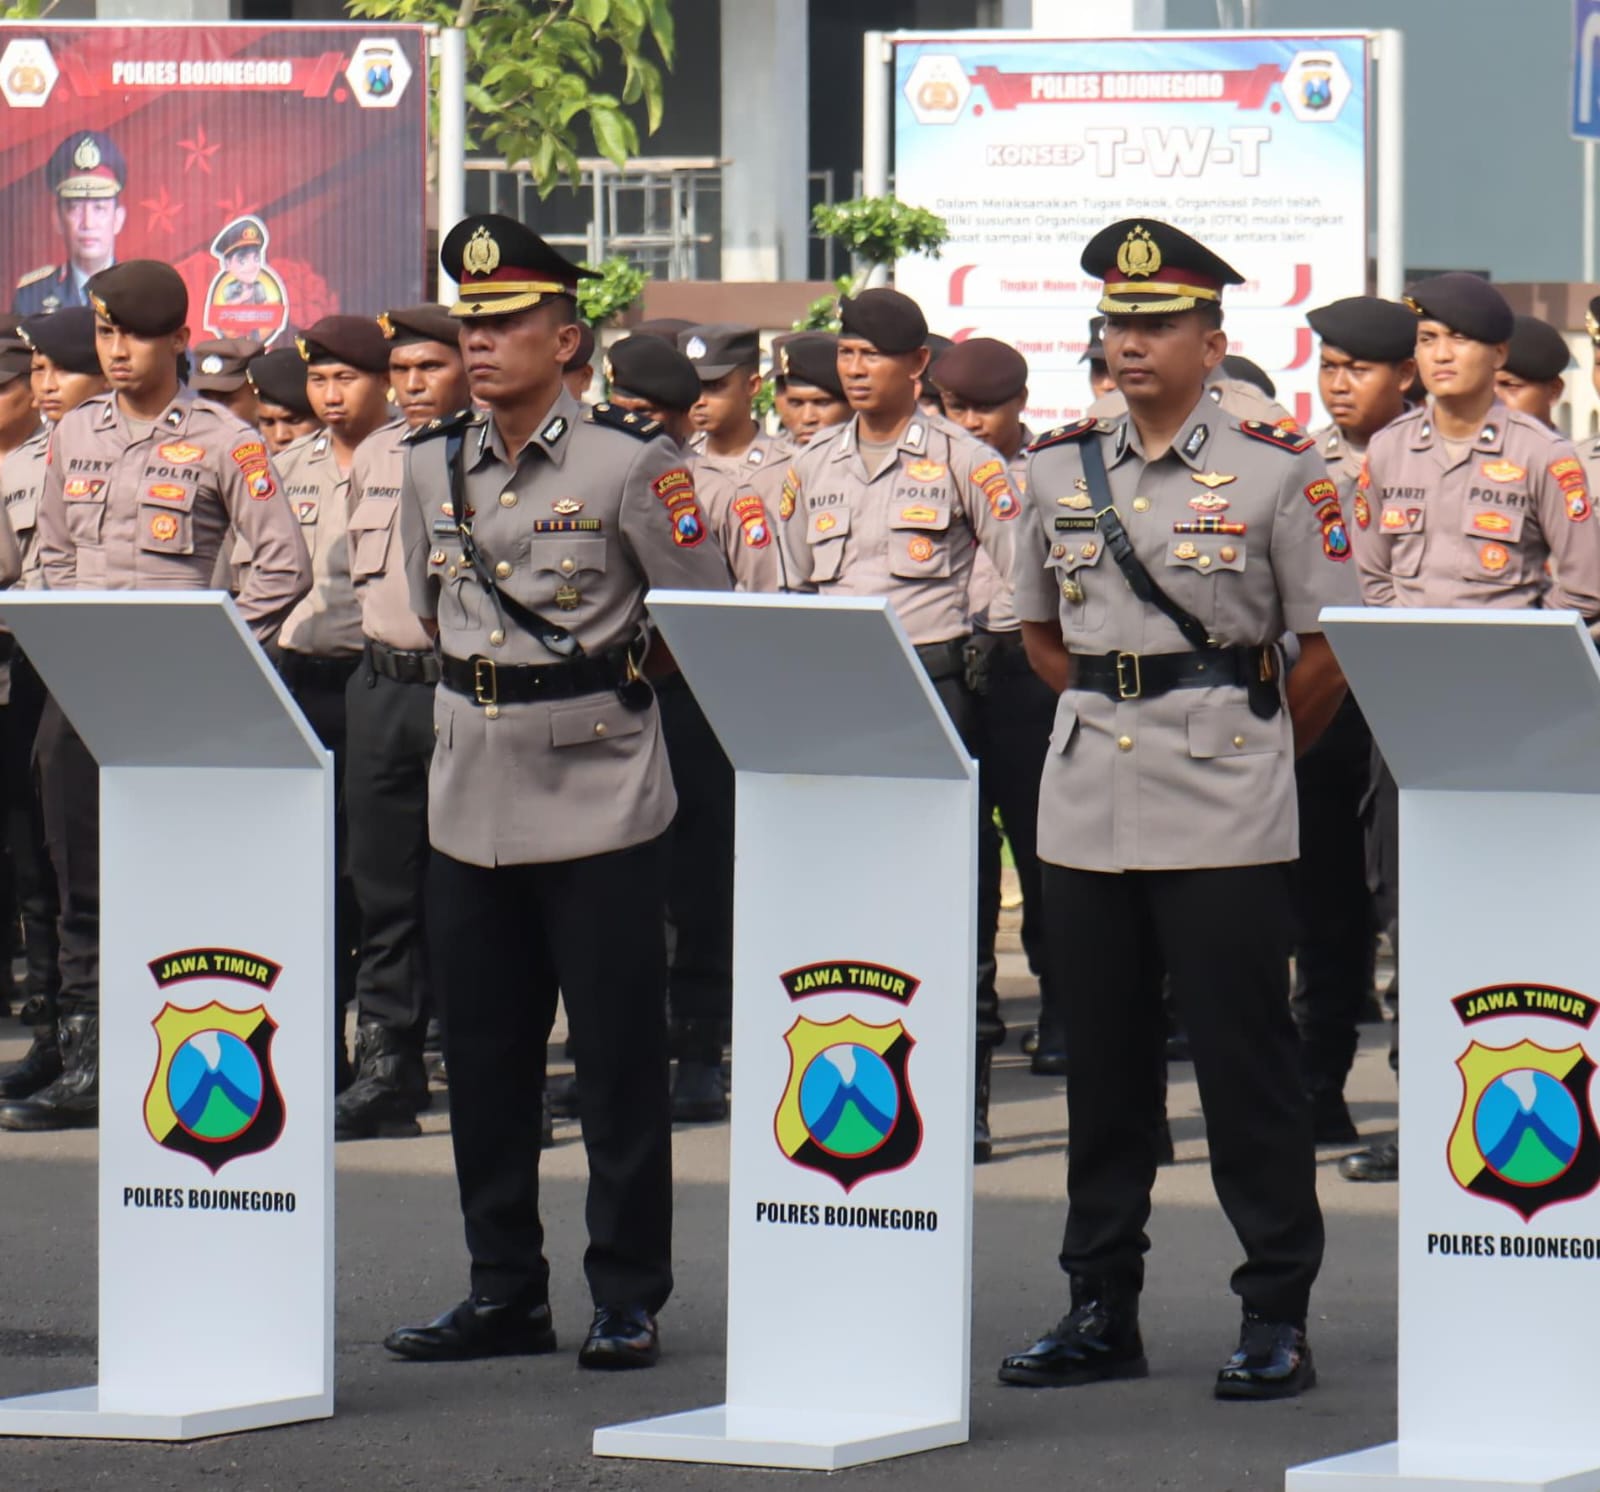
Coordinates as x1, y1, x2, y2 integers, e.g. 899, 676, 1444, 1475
970, 62, 1284, 111
0, 23, 427, 341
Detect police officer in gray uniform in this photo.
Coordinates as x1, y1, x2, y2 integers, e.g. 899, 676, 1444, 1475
383, 217, 730, 1370
998, 220, 1358, 1400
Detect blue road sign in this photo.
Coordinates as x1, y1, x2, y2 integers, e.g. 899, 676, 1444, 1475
1575, 0, 1600, 139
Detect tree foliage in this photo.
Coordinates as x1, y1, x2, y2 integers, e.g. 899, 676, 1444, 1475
796, 198, 949, 330
344, 0, 674, 193
576, 255, 647, 325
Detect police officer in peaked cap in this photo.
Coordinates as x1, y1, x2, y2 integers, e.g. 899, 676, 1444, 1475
13, 132, 128, 317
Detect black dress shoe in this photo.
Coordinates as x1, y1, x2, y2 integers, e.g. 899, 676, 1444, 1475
1019, 1024, 1040, 1057
1214, 1314, 1315, 1400
0, 1014, 98, 1131
548, 1072, 581, 1119
1030, 1025, 1067, 1076
578, 1306, 659, 1370
998, 1286, 1147, 1387
671, 1059, 728, 1122
1340, 1135, 1398, 1182
1312, 1089, 1359, 1146
0, 1029, 62, 1100
383, 1295, 557, 1361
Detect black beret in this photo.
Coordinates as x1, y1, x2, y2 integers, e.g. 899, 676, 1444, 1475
440, 214, 596, 318
634, 317, 696, 343
921, 333, 954, 380
88, 261, 187, 336
1306, 297, 1418, 362
249, 346, 314, 417
931, 337, 1028, 404
1220, 354, 1275, 399
1503, 315, 1572, 382
1082, 219, 1242, 314
680, 322, 759, 378
190, 337, 263, 393
296, 315, 390, 373
838, 288, 928, 355
563, 323, 596, 372
0, 319, 28, 383
379, 304, 461, 348
778, 333, 843, 397
19, 307, 99, 375
47, 132, 125, 200
1081, 315, 1107, 363
604, 335, 701, 411
1404, 273, 1513, 345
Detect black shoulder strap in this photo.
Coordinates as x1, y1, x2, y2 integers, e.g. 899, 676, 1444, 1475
1079, 434, 1214, 652
445, 429, 582, 660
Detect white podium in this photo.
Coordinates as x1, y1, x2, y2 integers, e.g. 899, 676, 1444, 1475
0, 592, 334, 1440
593, 592, 977, 1471
1289, 608, 1600, 1492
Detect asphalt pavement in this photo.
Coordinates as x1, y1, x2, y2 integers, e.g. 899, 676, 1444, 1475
0, 926, 1400, 1491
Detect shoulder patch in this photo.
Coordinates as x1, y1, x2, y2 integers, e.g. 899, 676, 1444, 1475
1239, 419, 1315, 455
403, 407, 485, 446
588, 401, 662, 441
1027, 418, 1098, 453
16, 265, 56, 289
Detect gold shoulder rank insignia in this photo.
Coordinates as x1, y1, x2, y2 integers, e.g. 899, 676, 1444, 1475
589, 403, 662, 440
16, 265, 56, 289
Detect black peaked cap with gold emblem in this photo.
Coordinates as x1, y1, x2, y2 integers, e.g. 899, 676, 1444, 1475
1403, 273, 1512, 345
1082, 219, 1243, 316
0, 319, 29, 383
605, 335, 701, 411
380, 303, 462, 348
441, 214, 598, 319
250, 347, 315, 416
47, 131, 125, 200
20, 308, 100, 375
212, 218, 267, 258
296, 314, 390, 373
88, 261, 187, 336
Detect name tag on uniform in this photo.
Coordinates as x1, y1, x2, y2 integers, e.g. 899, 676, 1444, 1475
1054, 515, 1099, 532
530, 518, 603, 533
431, 519, 459, 538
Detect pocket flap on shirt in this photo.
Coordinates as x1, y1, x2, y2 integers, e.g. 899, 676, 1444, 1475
549, 693, 648, 748
1186, 704, 1282, 759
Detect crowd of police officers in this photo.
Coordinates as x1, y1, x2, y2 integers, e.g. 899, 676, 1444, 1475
1, 189, 1595, 1390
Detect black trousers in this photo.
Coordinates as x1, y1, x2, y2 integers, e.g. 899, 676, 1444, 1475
280, 655, 361, 1023
931, 670, 1004, 1049
1365, 746, 1400, 1072
654, 673, 733, 1054
1045, 862, 1324, 1323
1290, 695, 1377, 1097
2, 653, 59, 1013
428, 840, 673, 1311
344, 664, 433, 1037
35, 697, 97, 1015
971, 631, 1055, 988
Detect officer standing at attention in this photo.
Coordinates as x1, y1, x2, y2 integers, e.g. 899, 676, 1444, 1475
1492, 315, 1572, 430
0, 262, 309, 1132
1291, 297, 1417, 1146
275, 315, 393, 1087
772, 333, 850, 448
933, 336, 1064, 1075
13, 133, 126, 316
190, 337, 264, 426
1341, 276, 1600, 1185
779, 287, 1021, 1163
384, 216, 730, 1368
0, 310, 104, 1103
335, 304, 470, 1140
250, 347, 322, 454
998, 220, 1357, 1399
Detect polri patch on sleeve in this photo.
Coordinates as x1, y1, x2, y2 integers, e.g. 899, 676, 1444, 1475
653, 466, 707, 547
1241, 420, 1315, 455
779, 467, 799, 521
733, 494, 772, 548
1550, 457, 1591, 521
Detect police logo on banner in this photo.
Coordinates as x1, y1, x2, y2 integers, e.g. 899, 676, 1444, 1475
775, 1014, 922, 1191
144, 948, 286, 1173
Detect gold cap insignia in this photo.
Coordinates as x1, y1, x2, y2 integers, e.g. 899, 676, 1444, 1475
1116, 225, 1161, 280
1587, 310, 1600, 344
1402, 296, 1424, 317
602, 355, 615, 382
89, 292, 109, 319
377, 312, 396, 340
462, 226, 501, 278
73, 136, 101, 171
780, 346, 792, 376
294, 335, 310, 362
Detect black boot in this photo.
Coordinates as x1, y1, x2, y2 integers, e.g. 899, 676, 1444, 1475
998, 1278, 1147, 1387
974, 1045, 994, 1164
1214, 1312, 1316, 1400
334, 1021, 430, 1141
671, 1019, 728, 1121
1030, 1011, 1067, 1076
0, 1022, 63, 1100
547, 1071, 580, 1119
0, 1013, 98, 1130
1340, 1133, 1398, 1182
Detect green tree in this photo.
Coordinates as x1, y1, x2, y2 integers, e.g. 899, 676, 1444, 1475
797, 197, 949, 331
576, 255, 647, 325
344, 0, 675, 193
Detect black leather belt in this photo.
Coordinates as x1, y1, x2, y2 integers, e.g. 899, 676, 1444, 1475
916, 637, 969, 684
277, 650, 362, 689
366, 639, 440, 686
1070, 645, 1278, 704
439, 651, 627, 707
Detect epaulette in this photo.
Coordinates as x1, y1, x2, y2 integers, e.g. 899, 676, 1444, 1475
403, 406, 485, 445
587, 401, 662, 440
1240, 419, 1315, 455
15, 265, 56, 289
1027, 417, 1099, 453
